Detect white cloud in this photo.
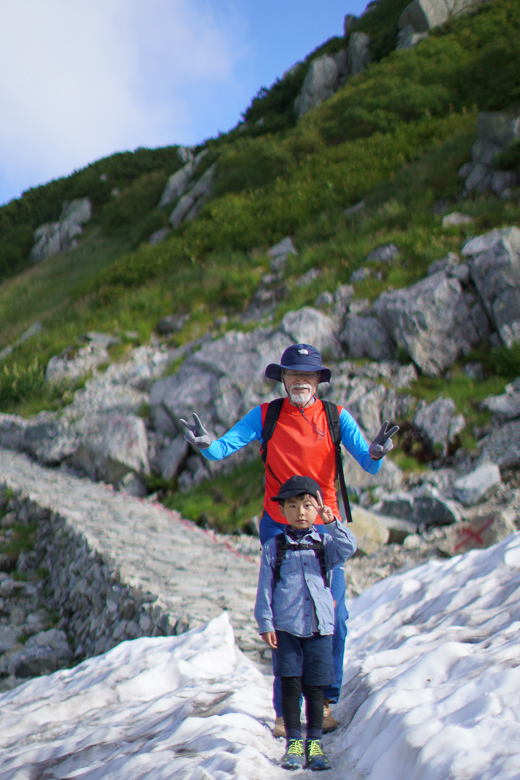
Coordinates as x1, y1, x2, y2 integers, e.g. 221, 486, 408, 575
0, 0, 248, 203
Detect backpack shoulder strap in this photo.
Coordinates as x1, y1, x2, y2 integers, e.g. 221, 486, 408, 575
274, 534, 329, 588
261, 398, 285, 485
261, 397, 284, 463
274, 533, 288, 584
321, 400, 353, 524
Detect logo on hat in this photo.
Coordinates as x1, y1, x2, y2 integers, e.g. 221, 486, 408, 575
298, 348, 309, 355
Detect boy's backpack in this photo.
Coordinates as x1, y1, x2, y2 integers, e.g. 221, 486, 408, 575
274, 534, 329, 588
260, 398, 353, 523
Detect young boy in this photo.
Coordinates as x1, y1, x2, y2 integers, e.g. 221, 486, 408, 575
254, 475, 357, 771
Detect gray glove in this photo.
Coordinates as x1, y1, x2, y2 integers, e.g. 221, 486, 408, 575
369, 420, 399, 460
179, 413, 213, 449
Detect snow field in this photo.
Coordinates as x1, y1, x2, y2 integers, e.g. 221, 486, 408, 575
0, 532, 519, 779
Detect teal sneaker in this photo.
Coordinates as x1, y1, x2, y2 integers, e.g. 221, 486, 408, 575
281, 738, 305, 770
305, 739, 331, 771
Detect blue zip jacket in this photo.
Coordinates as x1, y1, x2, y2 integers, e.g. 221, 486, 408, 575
254, 520, 357, 638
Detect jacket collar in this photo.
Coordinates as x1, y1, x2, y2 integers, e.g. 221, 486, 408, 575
284, 525, 320, 543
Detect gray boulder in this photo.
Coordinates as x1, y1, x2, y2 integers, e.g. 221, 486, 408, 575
437, 510, 516, 557
460, 110, 520, 196
396, 25, 429, 50
269, 236, 298, 270
10, 629, 71, 678
376, 514, 418, 543
45, 343, 110, 384
343, 455, 404, 498
0, 413, 29, 451
374, 271, 482, 376
315, 291, 335, 307
169, 163, 216, 227
158, 163, 195, 209
477, 110, 520, 153
463, 227, 520, 349
149, 227, 170, 245
350, 506, 390, 555
70, 413, 150, 484
333, 49, 349, 87
158, 149, 208, 208
442, 212, 474, 228
398, 0, 485, 35
341, 315, 395, 361
477, 419, 520, 471
294, 55, 341, 118
150, 328, 288, 438
414, 396, 465, 455
280, 307, 340, 358
295, 268, 321, 287
452, 462, 502, 506
157, 436, 189, 482
347, 32, 371, 76
365, 243, 400, 264
373, 489, 462, 527
30, 198, 92, 262
427, 252, 460, 275
481, 379, 520, 421
25, 417, 79, 466
0, 627, 19, 654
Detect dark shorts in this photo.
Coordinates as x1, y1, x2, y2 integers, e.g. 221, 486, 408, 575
272, 631, 335, 686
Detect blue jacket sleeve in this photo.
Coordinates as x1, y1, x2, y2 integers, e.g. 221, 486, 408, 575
254, 539, 276, 635
339, 408, 381, 474
323, 520, 357, 569
201, 406, 263, 461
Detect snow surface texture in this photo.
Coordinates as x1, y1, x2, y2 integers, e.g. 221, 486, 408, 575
1, 532, 519, 779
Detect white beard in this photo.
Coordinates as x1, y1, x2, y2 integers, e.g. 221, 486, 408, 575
289, 386, 313, 406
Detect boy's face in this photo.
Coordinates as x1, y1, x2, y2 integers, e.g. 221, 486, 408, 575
279, 493, 318, 530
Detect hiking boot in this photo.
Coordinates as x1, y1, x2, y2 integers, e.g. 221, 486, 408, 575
305, 739, 331, 771
281, 738, 305, 770
322, 700, 338, 733
273, 716, 286, 738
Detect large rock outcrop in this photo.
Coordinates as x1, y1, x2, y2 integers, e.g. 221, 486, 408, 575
462, 227, 520, 348
459, 110, 520, 197
168, 163, 217, 228
373, 269, 486, 376
398, 0, 486, 47
30, 199, 92, 262
347, 32, 371, 76
157, 149, 205, 208
294, 52, 348, 118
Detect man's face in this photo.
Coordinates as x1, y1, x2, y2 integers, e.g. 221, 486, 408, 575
279, 494, 318, 530
282, 370, 319, 407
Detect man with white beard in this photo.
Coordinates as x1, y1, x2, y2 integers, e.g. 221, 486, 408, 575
180, 343, 398, 736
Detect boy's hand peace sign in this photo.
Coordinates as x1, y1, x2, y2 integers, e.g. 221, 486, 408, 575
311, 490, 335, 525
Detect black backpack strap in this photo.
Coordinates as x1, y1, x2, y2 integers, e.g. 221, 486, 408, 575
274, 534, 329, 588
322, 400, 353, 524
261, 398, 285, 485
274, 534, 287, 584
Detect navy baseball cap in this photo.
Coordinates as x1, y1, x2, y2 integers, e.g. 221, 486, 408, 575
265, 344, 331, 383
271, 475, 322, 502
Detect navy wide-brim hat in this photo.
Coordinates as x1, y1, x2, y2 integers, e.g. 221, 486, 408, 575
265, 343, 332, 384
271, 475, 322, 502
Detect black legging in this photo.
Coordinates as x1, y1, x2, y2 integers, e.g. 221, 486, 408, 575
280, 677, 323, 740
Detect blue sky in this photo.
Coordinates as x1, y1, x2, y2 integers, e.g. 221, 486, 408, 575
0, 0, 367, 208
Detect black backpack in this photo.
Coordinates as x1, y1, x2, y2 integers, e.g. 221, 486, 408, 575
260, 398, 353, 523
274, 533, 329, 588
